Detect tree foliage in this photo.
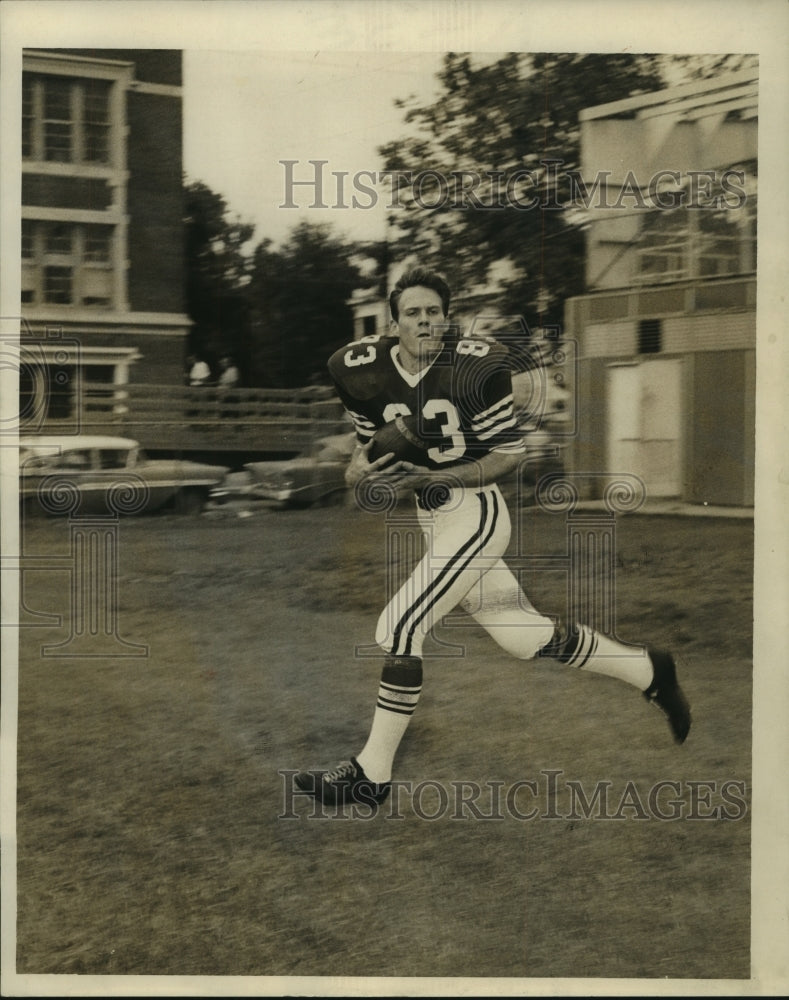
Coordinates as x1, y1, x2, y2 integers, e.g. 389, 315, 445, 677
379, 53, 665, 334
659, 53, 759, 82
184, 181, 254, 374
184, 180, 255, 379
183, 53, 754, 384
184, 181, 367, 387
247, 221, 366, 387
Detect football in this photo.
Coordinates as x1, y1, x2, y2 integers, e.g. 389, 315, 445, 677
369, 414, 431, 466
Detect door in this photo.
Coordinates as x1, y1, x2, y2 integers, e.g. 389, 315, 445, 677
607, 359, 683, 498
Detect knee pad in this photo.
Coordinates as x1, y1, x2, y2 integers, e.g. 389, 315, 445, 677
491, 614, 555, 660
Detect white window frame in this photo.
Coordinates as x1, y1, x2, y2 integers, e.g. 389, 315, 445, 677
22, 51, 132, 313
635, 196, 757, 285
22, 52, 132, 172
22, 220, 116, 309
23, 73, 114, 166
19, 344, 142, 424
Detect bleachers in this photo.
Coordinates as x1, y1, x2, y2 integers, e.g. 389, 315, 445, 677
74, 382, 348, 454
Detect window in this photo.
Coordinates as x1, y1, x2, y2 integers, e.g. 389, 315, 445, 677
696, 206, 756, 278
44, 266, 73, 304
21, 221, 115, 308
84, 227, 111, 263
45, 223, 73, 255
638, 319, 662, 354
81, 224, 113, 306
22, 72, 113, 165
636, 212, 690, 283
22, 75, 34, 158
58, 449, 92, 470
82, 79, 111, 162
46, 364, 76, 420
43, 76, 73, 162
21, 220, 34, 259
635, 170, 757, 284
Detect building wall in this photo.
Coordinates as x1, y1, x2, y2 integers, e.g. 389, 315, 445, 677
567, 73, 757, 507
126, 90, 184, 315
566, 298, 755, 505
581, 119, 758, 188
51, 49, 183, 86
579, 74, 758, 294
688, 349, 755, 506
21, 48, 190, 426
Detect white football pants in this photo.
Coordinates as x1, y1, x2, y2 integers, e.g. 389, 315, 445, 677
375, 484, 555, 659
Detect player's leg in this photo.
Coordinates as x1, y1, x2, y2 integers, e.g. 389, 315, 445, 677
376, 485, 512, 658
459, 566, 691, 742
460, 565, 651, 684
456, 560, 555, 656
296, 485, 513, 803
539, 624, 691, 743
355, 485, 512, 784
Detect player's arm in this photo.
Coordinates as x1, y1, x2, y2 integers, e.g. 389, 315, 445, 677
344, 439, 409, 488
391, 448, 521, 493
328, 337, 418, 488
327, 389, 407, 488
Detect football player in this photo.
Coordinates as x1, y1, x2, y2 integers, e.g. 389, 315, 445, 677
295, 267, 691, 809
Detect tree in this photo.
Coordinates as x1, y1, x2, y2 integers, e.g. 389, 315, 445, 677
184, 179, 255, 381
379, 53, 665, 338
659, 53, 759, 83
247, 221, 366, 387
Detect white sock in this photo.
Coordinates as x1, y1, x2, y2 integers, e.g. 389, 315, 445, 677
542, 623, 654, 690
356, 656, 422, 783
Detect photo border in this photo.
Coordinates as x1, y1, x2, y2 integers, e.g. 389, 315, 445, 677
1, 1, 787, 996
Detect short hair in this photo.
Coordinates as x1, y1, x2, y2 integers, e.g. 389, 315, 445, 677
389, 268, 451, 322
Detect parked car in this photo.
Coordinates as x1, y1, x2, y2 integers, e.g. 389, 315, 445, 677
240, 432, 355, 508
19, 435, 229, 516
236, 422, 568, 510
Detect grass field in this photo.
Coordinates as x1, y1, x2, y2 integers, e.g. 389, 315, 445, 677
12, 500, 753, 986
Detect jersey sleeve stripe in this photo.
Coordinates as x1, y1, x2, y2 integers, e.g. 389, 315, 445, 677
472, 393, 514, 423
477, 417, 519, 441
347, 409, 376, 440
471, 398, 514, 433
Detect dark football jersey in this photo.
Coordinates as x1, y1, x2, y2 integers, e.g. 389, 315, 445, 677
327, 335, 526, 470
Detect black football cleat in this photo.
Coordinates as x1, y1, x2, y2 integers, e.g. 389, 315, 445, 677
644, 649, 692, 744
294, 757, 391, 808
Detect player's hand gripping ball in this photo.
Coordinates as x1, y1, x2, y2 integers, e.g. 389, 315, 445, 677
369, 414, 431, 467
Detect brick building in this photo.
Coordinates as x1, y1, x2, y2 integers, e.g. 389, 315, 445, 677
20, 48, 190, 430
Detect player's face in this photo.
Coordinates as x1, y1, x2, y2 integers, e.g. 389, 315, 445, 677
394, 286, 448, 371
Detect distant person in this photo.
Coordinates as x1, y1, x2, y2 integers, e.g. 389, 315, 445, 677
188, 356, 212, 387
218, 356, 240, 389
217, 356, 240, 422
